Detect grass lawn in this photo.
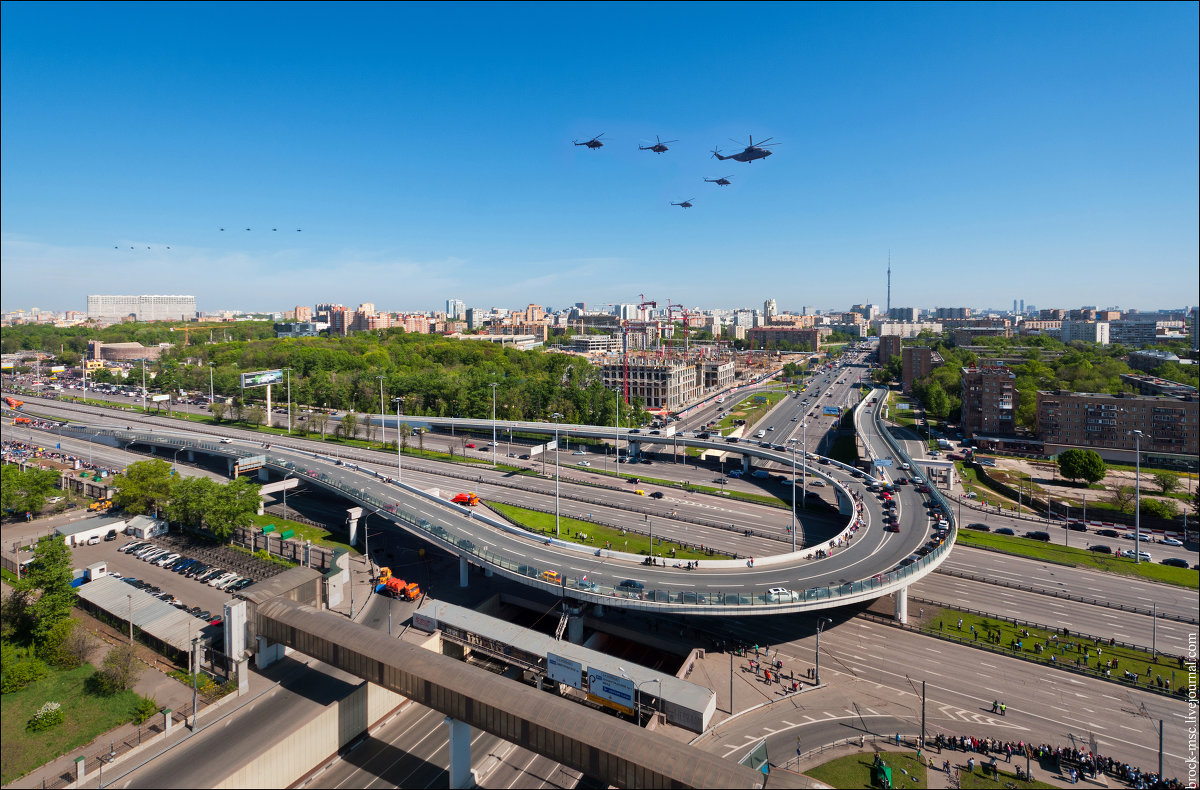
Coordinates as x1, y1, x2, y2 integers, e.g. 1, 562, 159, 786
487, 502, 731, 560
1, 663, 142, 785
805, 751, 927, 789
957, 765, 1056, 789
586, 466, 791, 508
248, 513, 358, 553
714, 391, 788, 434
921, 604, 1184, 679
955, 529, 1198, 589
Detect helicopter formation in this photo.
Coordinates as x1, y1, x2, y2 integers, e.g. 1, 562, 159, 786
573, 132, 777, 207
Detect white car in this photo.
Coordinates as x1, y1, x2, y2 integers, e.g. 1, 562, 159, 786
1160, 537, 1183, 547
578, 460, 591, 467
809, 479, 826, 487
767, 587, 799, 602
209, 572, 236, 588
218, 437, 233, 444
572, 450, 587, 455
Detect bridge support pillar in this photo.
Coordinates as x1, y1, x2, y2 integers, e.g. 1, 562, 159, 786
346, 506, 363, 548
459, 555, 469, 588
894, 586, 908, 624
742, 454, 751, 474
187, 450, 195, 462
444, 716, 473, 789
227, 458, 235, 477
258, 467, 269, 482
567, 614, 584, 644
255, 636, 286, 669
257, 497, 265, 516
483, 566, 493, 578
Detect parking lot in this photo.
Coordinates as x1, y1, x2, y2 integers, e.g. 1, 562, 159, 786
69, 532, 286, 623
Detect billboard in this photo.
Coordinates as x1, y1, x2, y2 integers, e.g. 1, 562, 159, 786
235, 455, 266, 473
151, 394, 171, 402
586, 667, 635, 714
546, 653, 583, 690
241, 369, 284, 389
50, 365, 67, 373
822, 406, 839, 416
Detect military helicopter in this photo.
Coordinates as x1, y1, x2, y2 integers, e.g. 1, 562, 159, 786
704, 175, 734, 186
639, 135, 678, 154
711, 135, 778, 163
670, 199, 695, 209
573, 133, 605, 149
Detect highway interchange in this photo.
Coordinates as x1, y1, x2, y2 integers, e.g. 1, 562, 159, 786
3, 350, 1196, 786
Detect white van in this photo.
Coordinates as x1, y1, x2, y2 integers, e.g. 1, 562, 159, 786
754, 430, 766, 439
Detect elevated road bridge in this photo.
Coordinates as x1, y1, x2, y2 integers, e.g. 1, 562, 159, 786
16, 390, 953, 618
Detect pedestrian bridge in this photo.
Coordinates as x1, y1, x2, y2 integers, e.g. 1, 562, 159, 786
249, 594, 762, 789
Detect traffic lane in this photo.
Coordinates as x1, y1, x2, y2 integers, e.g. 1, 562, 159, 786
730, 617, 1191, 774
912, 573, 1193, 656
285, 447, 926, 594
939, 546, 1199, 622
108, 656, 364, 789
32, 433, 230, 483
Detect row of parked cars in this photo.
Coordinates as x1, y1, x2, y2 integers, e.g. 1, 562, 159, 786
118, 541, 255, 593
113, 576, 224, 626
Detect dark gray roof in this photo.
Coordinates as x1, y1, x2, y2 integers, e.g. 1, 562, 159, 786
77, 574, 211, 651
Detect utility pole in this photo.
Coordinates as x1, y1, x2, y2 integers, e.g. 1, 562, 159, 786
921, 680, 927, 750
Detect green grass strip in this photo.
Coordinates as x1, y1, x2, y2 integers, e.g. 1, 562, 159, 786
806, 752, 927, 790
487, 502, 731, 560
920, 605, 1185, 682
954, 529, 1198, 589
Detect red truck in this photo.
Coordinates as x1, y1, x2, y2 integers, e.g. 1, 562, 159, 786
451, 492, 481, 506
381, 577, 421, 600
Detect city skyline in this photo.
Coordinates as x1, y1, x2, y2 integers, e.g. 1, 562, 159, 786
2, 2, 1197, 312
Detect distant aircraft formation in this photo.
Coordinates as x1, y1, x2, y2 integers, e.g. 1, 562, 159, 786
573, 132, 777, 208
113, 226, 304, 251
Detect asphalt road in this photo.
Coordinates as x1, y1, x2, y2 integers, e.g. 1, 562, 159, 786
15, 396, 938, 608
695, 614, 1191, 778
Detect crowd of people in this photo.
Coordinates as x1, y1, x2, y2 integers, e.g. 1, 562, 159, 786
933, 733, 1183, 789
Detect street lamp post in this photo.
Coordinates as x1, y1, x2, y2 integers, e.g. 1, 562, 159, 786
377, 376, 387, 448
285, 368, 293, 434
1133, 430, 1144, 562
140, 359, 147, 412
392, 398, 404, 485
490, 383, 500, 468
635, 678, 661, 725
788, 439, 798, 552
208, 363, 215, 404
815, 617, 832, 685
552, 412, 563, 537
800, 421, 808, 509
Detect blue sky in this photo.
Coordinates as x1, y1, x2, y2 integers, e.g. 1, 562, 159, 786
2, 1, 1197, 314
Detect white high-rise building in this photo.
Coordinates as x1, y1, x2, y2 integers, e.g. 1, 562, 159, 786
446, 299, 466, 320
763, 298, 778, 321
87, 295, 196, 322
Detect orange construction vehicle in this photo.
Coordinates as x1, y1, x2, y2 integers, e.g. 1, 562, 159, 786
451, 492, 481, 506
13, 416, 31, 424
3, 397, 23, 409
379, 576, 421, 601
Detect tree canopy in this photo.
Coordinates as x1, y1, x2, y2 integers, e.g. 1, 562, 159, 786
111, 459, 175, 516
1057, 448, 1107, 484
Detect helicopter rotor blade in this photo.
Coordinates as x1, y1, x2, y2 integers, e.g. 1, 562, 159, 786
755, 137, 775, 146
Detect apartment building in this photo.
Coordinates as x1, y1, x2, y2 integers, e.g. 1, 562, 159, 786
901, 346, 940, 392
600, 357, 699, 411
1036, 390, 1198, 469
746, 326, 828, 350
960, 366, 1017, 440
878, 335, 902, 366
1059, 320, 1110, 345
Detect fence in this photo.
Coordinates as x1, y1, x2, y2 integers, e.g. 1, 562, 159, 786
39, 709, 192, 789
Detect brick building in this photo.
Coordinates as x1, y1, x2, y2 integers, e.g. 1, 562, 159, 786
1036, 391, 1198, 469
960, 366, 1017, 440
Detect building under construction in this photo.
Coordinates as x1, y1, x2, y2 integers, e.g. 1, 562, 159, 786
599, 354, 734, 411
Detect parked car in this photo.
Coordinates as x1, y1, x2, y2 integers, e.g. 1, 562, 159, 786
1160, 537, 1183, 547
1161, 557, 1188, 568
1024, 531, 1051, 542
1088, 544, 1113, 554
966, 523, 990, 532
995, 528, 1016, 536
1096, 529, 1120, 538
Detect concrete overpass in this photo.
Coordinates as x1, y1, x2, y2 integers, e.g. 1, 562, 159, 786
36, 395, 954, 620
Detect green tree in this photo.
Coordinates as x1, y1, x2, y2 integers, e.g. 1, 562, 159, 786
111, 459, 174, 516
204, 476, 261, 540
14, 535, 77, 645
1152, 471, 1180, 495
245, 404, 266, 428
39, 617, 95, 669
340, 411, 359, 440
209, 402, 227, 422
1140, 498, 1178, 519
311, 412, 329, 439
92, 642, 141, 695
165, 476, 218, 530
1110, 485, 1136, 514
1057, 449, 1107, 485
1, 466, 61, 515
